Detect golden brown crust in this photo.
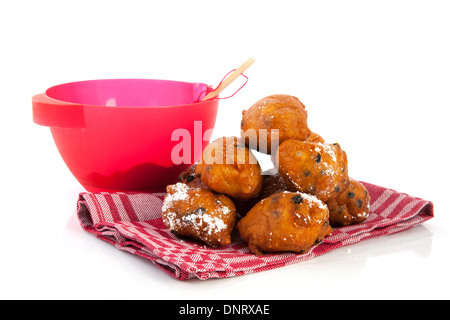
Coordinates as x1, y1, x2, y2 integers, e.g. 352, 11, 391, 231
241, 94, 311, 154
305, 131, 325, 144
327, 179, 371, 227
237, 192, 332, 255
161, 183, 236, 247
276, 140, 349, 202
195, 136, 263, 200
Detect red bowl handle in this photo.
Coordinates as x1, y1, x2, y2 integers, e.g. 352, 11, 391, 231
32, 93, 85, 128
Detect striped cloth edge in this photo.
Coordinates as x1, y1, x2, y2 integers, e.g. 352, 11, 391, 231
76, 181, 434, 280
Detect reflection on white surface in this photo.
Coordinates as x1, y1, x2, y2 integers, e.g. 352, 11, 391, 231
299, 225, 433, 275
333, 225, 432, 261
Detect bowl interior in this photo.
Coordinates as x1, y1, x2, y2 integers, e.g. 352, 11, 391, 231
46, 79, 208, 107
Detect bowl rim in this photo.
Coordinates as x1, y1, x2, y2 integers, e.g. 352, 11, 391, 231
44, 78, 215, 109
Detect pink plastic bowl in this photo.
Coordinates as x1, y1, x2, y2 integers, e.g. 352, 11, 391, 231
33, 79, 219, 192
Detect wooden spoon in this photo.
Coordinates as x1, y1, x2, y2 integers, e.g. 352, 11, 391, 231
201, 57, 255, 101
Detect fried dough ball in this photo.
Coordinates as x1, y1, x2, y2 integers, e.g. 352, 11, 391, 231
276, 140, 349, 202
241, 94, 311, 154
327, 179, 371, 227
195, 136, 263, 200
237, 192, 333, 255
161, 182, 236, 247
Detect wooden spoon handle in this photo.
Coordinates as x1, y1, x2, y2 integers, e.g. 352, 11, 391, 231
201, 57, 255, 101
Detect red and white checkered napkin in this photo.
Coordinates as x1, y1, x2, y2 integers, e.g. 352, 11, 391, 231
76, 181, 434, 280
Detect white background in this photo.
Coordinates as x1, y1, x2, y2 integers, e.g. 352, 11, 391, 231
1, 0, 449, 300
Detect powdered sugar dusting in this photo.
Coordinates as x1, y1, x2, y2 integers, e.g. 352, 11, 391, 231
299, 192, 328, 211
165, 207, 229, 236
162, 183, 231, 237
199, 209, 229, 235
284, 190, 327, 211
315, 142, 337, 163
162, 182, 189, 212
314, 143, 339, 177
